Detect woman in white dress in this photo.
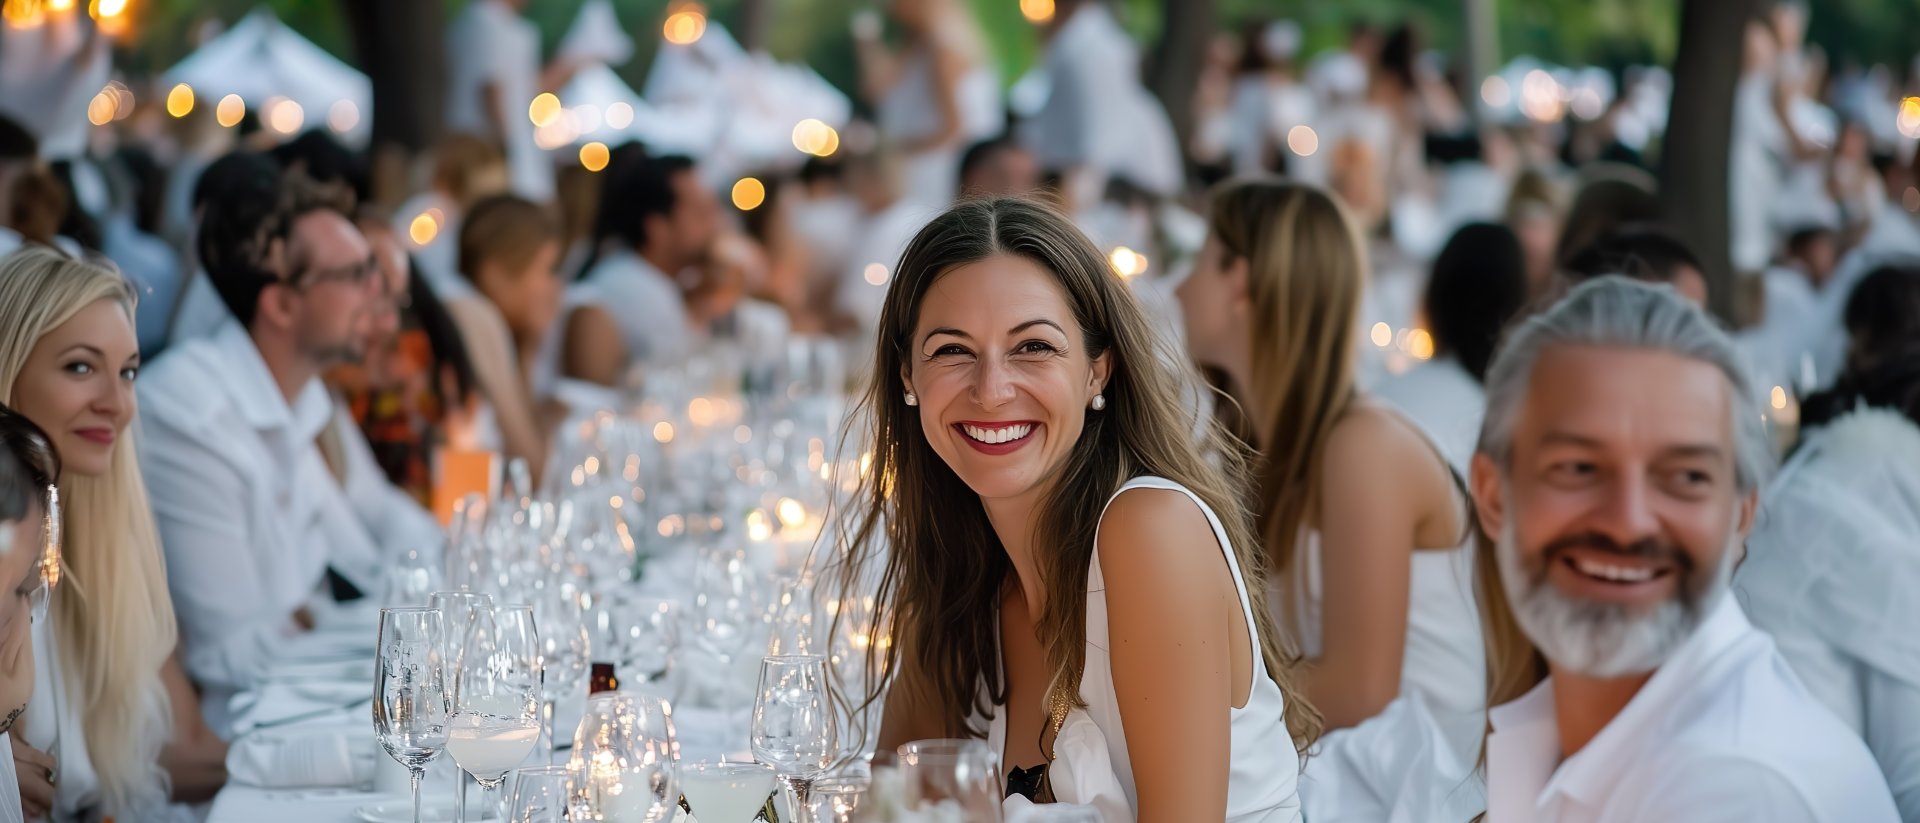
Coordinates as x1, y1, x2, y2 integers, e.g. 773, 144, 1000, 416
1176, 179, 1486, 761
0, 249, 226, 821
831, 198, 1315, 821
855, 0, 1003, 206
0, 407, 58, 823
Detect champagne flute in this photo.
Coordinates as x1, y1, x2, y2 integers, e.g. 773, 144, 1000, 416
374, 607, 451, 823
750, 655, 838, 823
504, 765, 571, 823
450, 606, 543, 822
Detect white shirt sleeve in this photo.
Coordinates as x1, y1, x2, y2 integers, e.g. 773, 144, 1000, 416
141, 417, 302, 691
1863, 666, 1920, 822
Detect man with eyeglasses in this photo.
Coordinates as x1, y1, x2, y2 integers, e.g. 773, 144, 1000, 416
138, 169, 441, 720
0, 404, 60, 823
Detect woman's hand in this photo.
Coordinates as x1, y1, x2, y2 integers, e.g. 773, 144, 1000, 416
12, 733, 56, 820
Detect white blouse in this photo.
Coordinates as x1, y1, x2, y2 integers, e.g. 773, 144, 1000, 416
988, 476, 1304, 823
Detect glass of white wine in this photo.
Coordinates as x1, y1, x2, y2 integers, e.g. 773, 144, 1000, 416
679, 761, 778, 823
449, 605, 543, 822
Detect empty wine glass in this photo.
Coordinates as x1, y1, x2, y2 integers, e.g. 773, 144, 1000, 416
374, 607, 451, 823
805, 776, 870, 823
382, 549, 443, 607
504, 765, 571, 823
766, 572, 821, 656
533, 584, 590, 753
693, 547, 766, 672
897, 739, 1003, 822
450, 606, 543, 822
584, 592, 681, 699
750, 655, 838, 823
566, 692, 679, 822
679, 761, 778, 823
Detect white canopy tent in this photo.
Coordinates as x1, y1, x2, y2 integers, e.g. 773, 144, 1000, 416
162, 8, 372, 147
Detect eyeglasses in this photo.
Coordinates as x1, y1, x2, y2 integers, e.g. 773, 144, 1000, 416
290, 256, 381, 290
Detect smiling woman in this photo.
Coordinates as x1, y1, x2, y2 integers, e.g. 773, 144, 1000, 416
827, 197, 1317, 822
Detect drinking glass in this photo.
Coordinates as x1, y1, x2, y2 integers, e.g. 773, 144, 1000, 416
504, 765, 571, 823
585, 592, 681, 698
897, 739, 1003, 822
450, 606, 543, 822
750, 655, 838, 823
374, 607, 451, 823
534, 585, 591, 753
382, 549, 443, 607
765, 572, 820, 656
693, 547, 766, 668
679, 761, 778, 823
805, 776, 870, 823
566, 692, 679, 822
432, 590, 495, 814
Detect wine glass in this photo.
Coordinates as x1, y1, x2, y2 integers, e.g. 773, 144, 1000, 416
766, 572, 821, 656
566, 693, 679, 822
750, 655, 838, 823
679, 761, 778, 823
584, 592, 681, 699
504, 765, 571, 823
374, 607, 451, 823
805, 776, 870, 823
431, 590, 494, 813
897, 739, 1003, 822
533, 584, 591, 753
693, 547, 767, 704
450, 606, 543, 822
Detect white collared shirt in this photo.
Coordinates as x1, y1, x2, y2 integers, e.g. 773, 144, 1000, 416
1486, 597, 1898, 822
568, 249, 694, 377
139, 321, 441, 697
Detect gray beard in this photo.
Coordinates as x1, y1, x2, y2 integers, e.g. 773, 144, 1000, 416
1494, 504, 1736, 679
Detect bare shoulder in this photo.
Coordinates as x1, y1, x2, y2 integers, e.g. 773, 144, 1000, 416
1323, 403, 1452, 487
1097, 486, 1233, 596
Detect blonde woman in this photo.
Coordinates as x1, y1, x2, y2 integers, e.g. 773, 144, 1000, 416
1176, 179, 1485, 761
0, 247, 227, 820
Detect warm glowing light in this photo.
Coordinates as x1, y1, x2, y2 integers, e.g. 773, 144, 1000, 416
87, 90, 116, 126
1899, 97, 1920, 140
579, 141, 611, 171
267, 98, 304, 134
863, 263, 889, 286
92, 0, 125, 16
1019, 0, 1054, 23
663, 7, 707, 44
4, 0, 47, 27
688, 397, 717, 426
1770, 386, 1788, 410
731, 177, 767, 210
776, 498, 807, 529
1286, 125, 1318, 156
1520, 70, 1565, 123
653, 421, 675, 443
1108, 246, 1146, 278
1408, 329, 1435, 360
791, 119, 841, 157
1370, 322, 1392, 348
746, 510, 774, 542
49, 0, 74, 10
1480, 76, 1511, 108
534, 119, 579, 150
216, 94, 245, 128
408, 213, 439, 247
328, 99, 359, 133
165, 83, 194, 118
601, 103, 634, 132
529, 92, 562, 128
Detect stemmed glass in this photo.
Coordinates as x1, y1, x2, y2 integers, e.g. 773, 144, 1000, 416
449, 605, 543, 822
504, 765, 572, 823
566, 693, 680, 822
680, 761, 778, 823
693, 547, 766, 703
750, 655, 839, 823
373, 607, 451, 823
897, 739, 1004, 822
533, 584, 591, 753
431, 590, 494, 815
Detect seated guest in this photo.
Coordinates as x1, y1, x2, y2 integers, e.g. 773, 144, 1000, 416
1560, 224, 1708, 306
1177, 179, 1484, 760
562, 151, 718, 387
0, 405, 57, 823
168, 152, 284, 345
0, 248, 230, 820
1471, 277, 1898, 821
444, 194, 565, 483
330, 210, 481, 503
957, 137, 1041, 200
139, 175, 440, 697
839, 198, 1313, 820
392, 134, 509, 300
1834, 263, 1920, 376
1374, 222, 1531, 474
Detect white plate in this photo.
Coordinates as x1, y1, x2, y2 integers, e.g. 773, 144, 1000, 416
352, 801, 494, 822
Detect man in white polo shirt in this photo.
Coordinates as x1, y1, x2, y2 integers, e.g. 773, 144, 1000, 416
1467, 277, 1897, 822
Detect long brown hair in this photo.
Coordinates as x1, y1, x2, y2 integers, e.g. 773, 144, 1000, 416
826, 197, 1319, 755
1207, 179, 1367, 631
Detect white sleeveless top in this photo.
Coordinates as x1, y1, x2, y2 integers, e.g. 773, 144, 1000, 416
989, 476, 1303, 823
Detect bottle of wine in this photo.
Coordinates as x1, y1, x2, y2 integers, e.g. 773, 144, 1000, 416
588, 662, 619, 695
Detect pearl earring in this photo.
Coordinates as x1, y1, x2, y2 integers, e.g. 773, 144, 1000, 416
1091, 394, 1106, 411
904, 392, 918, 407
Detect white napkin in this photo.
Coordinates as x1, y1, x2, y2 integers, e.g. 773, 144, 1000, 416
226, 727, 377, 789
1045, 711, 1132, 823
1003, 794, 1108, 822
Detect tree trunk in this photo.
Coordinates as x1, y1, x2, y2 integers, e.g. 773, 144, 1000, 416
1658, 0, 1758, 324
737, 0, 771, 53
1145, 0, 1214, 179
340, 0, 445, 208
1462, 0, 1498, 118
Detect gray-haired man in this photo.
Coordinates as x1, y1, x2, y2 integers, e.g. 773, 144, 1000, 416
1469, 277, 1897, 822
